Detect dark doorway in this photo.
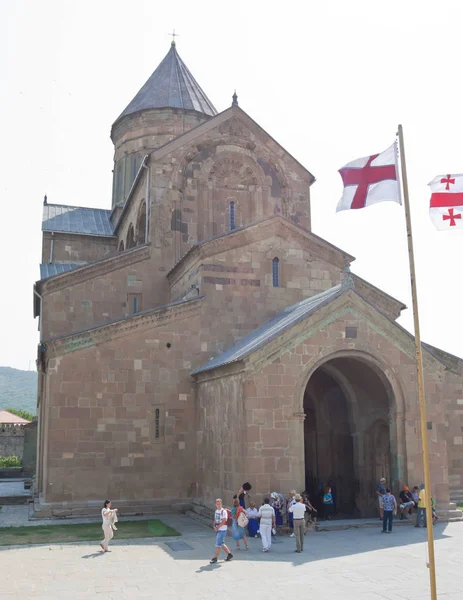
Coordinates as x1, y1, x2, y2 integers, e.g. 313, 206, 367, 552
303, 357, 393, 518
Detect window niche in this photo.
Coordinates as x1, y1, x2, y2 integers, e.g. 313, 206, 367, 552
229, 200, 236, 231
272, 257, 280, 287
152, 405, 165, 443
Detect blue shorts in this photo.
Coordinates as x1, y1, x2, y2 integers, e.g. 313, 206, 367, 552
215, 529, 227, 547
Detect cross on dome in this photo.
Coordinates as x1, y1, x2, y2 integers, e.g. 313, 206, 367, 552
169, 29, 179, 45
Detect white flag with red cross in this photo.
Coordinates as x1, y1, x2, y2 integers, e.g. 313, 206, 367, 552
337, 143, 401, 212
428, 174, 463, 230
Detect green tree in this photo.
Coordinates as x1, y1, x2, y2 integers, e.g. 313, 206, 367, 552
5, 408, 34, 422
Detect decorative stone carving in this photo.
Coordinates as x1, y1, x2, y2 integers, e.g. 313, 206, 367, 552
208, 158, 257, 188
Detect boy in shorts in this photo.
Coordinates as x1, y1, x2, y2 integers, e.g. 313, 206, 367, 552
210, 498, 233, 564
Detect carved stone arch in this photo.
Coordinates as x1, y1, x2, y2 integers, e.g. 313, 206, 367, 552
294, 348, 406, 420
126, 223, 136, 249
205, 152, 266, 190
118, 240, 125, 252
135, 200, 147, 244
172, 139, 268, 192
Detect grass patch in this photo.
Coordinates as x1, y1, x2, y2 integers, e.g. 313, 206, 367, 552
457, 503, 463, 511
0, 519, 180, 546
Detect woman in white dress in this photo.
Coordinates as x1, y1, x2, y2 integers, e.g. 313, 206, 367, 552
100, 500, 118, 552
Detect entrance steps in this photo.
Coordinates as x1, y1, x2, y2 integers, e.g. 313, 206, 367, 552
31, 498, 193, 520
185, 503, 215, 529
450, 489, 463, 503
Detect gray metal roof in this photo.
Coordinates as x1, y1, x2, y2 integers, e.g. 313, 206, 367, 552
42, 204, 114, 237
192, 284, 344, 375
116, 43, 217, 122
40, 263, 83, 280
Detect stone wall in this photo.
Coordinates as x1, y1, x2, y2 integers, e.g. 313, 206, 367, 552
39, 245, 154, 339
196, 373, 247, 506
23, 421, 37, 474
444, 369, 463, 493
38, 298, 202, 505
0, 424, 25, 458
42, 232, 117, 265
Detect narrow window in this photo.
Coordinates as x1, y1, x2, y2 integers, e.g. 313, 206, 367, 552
155, 408, 160, 440
229, 201, 236, 231
133, 155, 137, 182
116, 164, 122, 200
127, 293, 142, 315
272, 257, 280, 287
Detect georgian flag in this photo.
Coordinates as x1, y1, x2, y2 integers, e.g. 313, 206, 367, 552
337, 143, 401, 212
428, 174, 463, 230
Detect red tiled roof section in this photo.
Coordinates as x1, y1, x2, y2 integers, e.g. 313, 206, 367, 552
0, 410, 31, 424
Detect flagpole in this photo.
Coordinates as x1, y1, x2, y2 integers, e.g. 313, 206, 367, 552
397, 124, 437, 600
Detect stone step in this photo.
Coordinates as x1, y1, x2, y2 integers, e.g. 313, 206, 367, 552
0, 496, 30, 505
32, 499, 193, 520
185, 509, 214, 529
436, 509, 463, 521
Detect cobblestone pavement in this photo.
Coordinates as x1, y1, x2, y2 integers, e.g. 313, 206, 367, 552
1, 513, 462, 600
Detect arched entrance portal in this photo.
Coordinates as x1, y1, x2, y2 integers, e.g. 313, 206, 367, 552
303, 356, 396, 517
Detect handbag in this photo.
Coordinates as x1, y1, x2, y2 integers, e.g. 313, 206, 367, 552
237, 510, 249, 528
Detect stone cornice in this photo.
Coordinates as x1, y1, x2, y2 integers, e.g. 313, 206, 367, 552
167, 216, 354, 287
352, 274, 406, 318
43, 296, 203, 359
38, 244, 151, 295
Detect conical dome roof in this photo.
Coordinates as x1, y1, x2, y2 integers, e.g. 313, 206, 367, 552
115, 43, 217, 123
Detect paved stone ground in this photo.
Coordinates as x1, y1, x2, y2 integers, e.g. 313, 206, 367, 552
1, 512, 462, 600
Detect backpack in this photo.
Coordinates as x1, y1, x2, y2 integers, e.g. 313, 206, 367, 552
225, 508, 232, 526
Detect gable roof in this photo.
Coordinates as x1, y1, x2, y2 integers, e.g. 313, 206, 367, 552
40, 263, 84, 280
0, 410, 31, 424
150, 105, 315, 185
43, 204, 115, 237
192, 283, 344, 375
167, 215, 355, 284
114, 43, 217, 126
192, 272, 462, 376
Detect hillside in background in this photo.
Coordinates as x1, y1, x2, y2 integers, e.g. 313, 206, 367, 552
0, 366, 37, 415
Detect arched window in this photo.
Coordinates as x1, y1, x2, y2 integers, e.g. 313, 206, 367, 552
135, 201, 147, 245
118, 240, 125, 252
229, 201, 236, 231
272, 257, 280, 287
126, 224, 135, 249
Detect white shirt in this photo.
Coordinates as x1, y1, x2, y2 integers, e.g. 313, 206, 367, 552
101, 508, 111, 525
289, 501, 307, 519
258, 504, 275, 526
247, 507, 259, 518
214, 508, 228, 531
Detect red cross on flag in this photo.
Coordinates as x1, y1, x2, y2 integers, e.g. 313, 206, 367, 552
337, 143, 401, 212
428, 174, 463, 230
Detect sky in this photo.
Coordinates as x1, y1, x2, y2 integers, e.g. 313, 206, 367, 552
1, 0, 462, 371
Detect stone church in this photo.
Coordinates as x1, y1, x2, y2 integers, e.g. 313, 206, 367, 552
33, 42, 463, 518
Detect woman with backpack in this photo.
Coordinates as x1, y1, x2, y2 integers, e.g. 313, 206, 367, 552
231, 497, 249, 550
